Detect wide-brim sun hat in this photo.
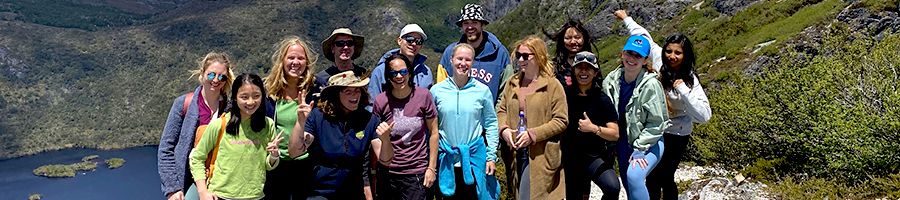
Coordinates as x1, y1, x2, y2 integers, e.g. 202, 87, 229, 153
456, 4, 489, 26
622, 35, 651, 58
321, 70, 370, 96
322, 28, 365, 62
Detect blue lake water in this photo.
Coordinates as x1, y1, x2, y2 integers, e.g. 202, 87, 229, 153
0, 146, 161, 200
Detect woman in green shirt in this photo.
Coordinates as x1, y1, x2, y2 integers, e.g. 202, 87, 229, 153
190, 73, 283, 200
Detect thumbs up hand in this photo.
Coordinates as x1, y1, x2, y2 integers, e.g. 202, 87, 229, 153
577, 112, 598, 133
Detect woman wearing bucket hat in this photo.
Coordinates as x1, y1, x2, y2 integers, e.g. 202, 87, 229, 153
562, 51, 621, 200
288, 71, 394, 199
602, 35, 669, 200
313, 28, 368, 100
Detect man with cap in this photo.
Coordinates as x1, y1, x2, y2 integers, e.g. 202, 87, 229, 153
435, 4, 511, 102
314, 27, 368, 99
367, 24, 433, 106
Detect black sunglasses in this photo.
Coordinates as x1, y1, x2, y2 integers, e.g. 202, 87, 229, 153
334, 40, 354, 48
574, 53, 597, 64
402, 35, 424, 45
388, 68, 409, 77
515, 52, 535, 60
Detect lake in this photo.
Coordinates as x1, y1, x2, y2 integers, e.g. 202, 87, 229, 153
0, 146, 161, 200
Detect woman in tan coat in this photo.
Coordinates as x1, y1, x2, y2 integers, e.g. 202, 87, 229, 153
497, 35, 568, 200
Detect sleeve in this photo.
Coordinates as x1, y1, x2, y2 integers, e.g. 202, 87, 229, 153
598, 93, 619, 125
423, 91, 437, 119
158, 95, 186, 195
677, 76, 712, 123
305, 109, 317, 137
497, 64, 516, 104
531, 80, 569, 142
436, 44, 455, 84
481, 90, 500, 162
633, 80, 668, 151
372, 95, 386, 120
189, 117, 221, 182
368, 64, 385, 106
362, 115, 380, 187
622, 17, 663, 71
495, 82, 510, 131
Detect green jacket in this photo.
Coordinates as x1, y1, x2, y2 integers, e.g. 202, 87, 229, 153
601, 67, 669, 151
189, 113, 277, 199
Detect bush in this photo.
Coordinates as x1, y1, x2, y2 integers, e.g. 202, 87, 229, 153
105, 158, 126, 169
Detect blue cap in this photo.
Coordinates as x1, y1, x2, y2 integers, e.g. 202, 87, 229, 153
622, 35, 651, 58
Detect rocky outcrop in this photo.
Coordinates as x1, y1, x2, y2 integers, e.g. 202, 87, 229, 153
587, 165, 772, 200
714, 0, 764, 15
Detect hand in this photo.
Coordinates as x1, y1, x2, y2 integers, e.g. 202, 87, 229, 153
166, 190, 184, 200
486, 161, 496, 175
501, 128, 516, 150
577, 112, 598, 133
630, 150, 648, 170
296, 90, 314, 121
614, 9, 628, 21
267, 131, 284, 157
514, 130, 533, 149
199, 189, 218, 200
376, 122, 394, 138
674, 79, 685, 88
423, 168, 436, 188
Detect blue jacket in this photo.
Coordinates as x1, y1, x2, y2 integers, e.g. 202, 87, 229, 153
368, 48, 433, 101
430, 78, 499, 162
438, 31, 510, 101
157, 86, 210, 196
437, 136, 500, 200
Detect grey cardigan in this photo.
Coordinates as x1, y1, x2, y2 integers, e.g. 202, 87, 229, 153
157, 86, 203, 196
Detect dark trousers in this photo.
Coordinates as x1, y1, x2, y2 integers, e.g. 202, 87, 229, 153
562, 142, 619, 200
375, 168, 428, 200
647, 134, 690, 200
436, 167, 477, 200
263, 159, 313, 200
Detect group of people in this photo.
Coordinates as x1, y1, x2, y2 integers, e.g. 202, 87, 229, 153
157, 3, 711, 200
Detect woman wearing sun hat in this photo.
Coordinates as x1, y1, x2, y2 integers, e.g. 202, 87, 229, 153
287, 71, 394, 199
602, 35, 669, 200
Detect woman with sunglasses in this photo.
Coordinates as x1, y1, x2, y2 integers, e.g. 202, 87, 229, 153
158, 52, 235, 200
497, 35, 568, 200
546, 19, 594, 87
261, 35, 319, 200
645, 33, 711, 200
602, 35, 669, 200
371, 54, 439, 199
562, 51, 621, 200
430, 43, 499, 200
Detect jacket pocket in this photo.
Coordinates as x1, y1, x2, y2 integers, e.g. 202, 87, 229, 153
544, 141, 562, 170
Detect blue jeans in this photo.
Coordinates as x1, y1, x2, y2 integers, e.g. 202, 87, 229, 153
617, 138, 665, 200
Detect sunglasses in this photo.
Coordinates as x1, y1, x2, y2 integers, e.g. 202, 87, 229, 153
574, 53, 597, 64
334, 40, 354, 48
206, 72, 227, 81
387, 68, 409, 78
402, 35, 424, 45
515, 52, 535, 61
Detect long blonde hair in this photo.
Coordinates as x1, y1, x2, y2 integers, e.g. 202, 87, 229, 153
264, 35, 318, 100
190, 52, 235, 95
511, 35, 554, 78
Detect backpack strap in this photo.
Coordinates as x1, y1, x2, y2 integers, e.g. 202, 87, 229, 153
206, 113, 228, 181
181, 92, 194, 117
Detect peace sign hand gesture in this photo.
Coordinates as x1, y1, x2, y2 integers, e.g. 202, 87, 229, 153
296, 90, 314, 121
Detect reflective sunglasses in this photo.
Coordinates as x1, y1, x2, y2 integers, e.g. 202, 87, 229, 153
515, 52, 535, 61
387, 68, 409, 78
207, 72, 227, 81
334, 40, 354, 48
402, 35, 424, 45
574, 53, 597, 64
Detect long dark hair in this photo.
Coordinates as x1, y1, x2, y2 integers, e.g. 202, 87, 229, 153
381, 54, 415, 93
545, 19, 594, 70
226, 73, 268, 135
660, 33, 696, 91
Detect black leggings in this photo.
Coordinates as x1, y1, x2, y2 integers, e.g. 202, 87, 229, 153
562, 151, 619, 200
647, 134, 690, 200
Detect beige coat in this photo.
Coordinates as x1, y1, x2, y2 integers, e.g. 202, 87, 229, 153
497, 74, 568, 200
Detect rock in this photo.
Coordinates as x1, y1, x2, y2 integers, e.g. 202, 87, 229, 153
713, 0, 763, 15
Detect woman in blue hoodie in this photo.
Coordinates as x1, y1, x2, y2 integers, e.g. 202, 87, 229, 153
430, 43, 499, 200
